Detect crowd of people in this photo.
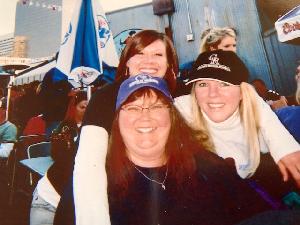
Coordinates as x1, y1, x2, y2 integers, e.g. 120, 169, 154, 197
0, 27, 300, 225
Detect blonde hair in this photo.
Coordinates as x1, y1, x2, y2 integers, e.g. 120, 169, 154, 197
199, 27, 236, 53
296, 74, 300, 104
190, 82, 261, 177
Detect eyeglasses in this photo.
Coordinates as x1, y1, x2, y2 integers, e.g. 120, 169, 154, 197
121, 104, 170, 116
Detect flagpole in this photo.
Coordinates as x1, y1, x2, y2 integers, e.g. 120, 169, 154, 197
57, 0, 119, 224
87, 85, 92, 101
6, 76, 14, 121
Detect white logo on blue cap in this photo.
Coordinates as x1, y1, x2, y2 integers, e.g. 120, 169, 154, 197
128, 74, 159, 88
197, 53, 231, 72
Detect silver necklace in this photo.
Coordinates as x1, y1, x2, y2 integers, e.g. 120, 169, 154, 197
133, 165, 168, 190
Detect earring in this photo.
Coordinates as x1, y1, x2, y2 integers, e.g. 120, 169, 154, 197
125, 67, 129, 76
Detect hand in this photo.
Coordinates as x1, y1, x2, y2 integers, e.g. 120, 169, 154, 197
278, 151, 300, 188
270, 96, 288, 110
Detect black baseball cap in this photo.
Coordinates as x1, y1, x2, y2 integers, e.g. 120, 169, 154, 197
186, 50, 249, 85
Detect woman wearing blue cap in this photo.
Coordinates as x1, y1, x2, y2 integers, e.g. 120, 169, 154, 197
99, 74, 273, 225
175, 50, 300, 205
55, 30, 188, 225
56, 73, 299, 225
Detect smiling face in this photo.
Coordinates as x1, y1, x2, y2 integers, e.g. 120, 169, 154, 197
210, 35, 237, 53
194, 79, 241, 123
126, 40, 168, 78
118, 91, 171, 167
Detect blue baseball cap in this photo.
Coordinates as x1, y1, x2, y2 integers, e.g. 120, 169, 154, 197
116, 74, 173, 110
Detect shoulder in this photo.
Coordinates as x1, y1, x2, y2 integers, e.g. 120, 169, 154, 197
4, 121, 17, 131
28, 115, 44, 122
82, 80, 122, 129
90, 81, 122, 102
0, 121, 17, 140
276, 106, 300, 117
174, 80, 191, 97
58, 120, 76, 128
174, 94, 193, 122
57, 120, 77, 132
174, 94, 192, 103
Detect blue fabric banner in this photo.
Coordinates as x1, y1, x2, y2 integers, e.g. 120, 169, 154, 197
54, 0, 119, 87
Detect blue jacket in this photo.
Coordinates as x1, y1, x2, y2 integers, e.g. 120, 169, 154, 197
275, 106, 300, 143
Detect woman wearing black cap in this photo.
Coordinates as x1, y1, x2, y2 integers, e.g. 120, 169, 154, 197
175, 50, 300, 205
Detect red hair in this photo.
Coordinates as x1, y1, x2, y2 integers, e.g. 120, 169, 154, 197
64, 91, 87, 122
115, 30, 179, 94
106, 88, 204, 201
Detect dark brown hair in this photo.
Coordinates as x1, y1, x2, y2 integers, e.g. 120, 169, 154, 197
106, 88, 204, 200
115, 30, 179, 94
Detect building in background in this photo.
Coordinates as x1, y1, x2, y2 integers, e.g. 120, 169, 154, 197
11, 36, 28, 58
0, 34, 15, 57
14, 0, 62, 58
8, 0, 300, 97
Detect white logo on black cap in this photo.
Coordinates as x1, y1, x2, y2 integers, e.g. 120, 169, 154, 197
209, 54, 219, 65
197, 53, 231, 72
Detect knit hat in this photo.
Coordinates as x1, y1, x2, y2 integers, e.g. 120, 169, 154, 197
185, 50, 249, 85
116, 73, 173, 110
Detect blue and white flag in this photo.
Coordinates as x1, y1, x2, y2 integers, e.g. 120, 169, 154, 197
54, 0, 119, 87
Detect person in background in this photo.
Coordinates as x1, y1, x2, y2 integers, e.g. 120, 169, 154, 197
199, 26, 237, 53
250, 78, 288, 110
275, 64, 300, 143
0, 97, 17, 158
58, 74, 275, 225
30, 91, 87, 225
22, 82, 46, 136
22, 114, 46, 136
179, 26, 237, 80
38, 70, 73, 138
10, 81, 42, 133
175, 50, 300, 204
121, 30, 137, 45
